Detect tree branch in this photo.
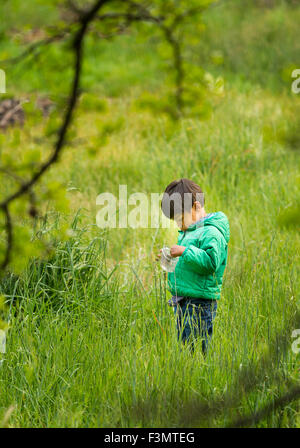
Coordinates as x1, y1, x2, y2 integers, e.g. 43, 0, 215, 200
0, 27, 72, 66
0, 0, 110, 270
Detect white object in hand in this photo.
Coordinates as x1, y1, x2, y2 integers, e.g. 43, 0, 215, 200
160, 246, 179, 272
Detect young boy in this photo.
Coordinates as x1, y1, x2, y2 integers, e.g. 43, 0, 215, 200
158, 178, 230, 355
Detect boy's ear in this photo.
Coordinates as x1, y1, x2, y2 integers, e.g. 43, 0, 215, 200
193, 201, 202, 211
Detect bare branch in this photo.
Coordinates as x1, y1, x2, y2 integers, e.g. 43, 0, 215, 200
0, 0, 110, 270
0, 27, 72, 66
160, 25, 184, 117
96, 11, 161, 24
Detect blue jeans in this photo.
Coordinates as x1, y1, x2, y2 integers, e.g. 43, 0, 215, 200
173, 297, 217, 355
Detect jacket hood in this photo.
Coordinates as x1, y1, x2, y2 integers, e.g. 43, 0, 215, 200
185, 211, 230, 243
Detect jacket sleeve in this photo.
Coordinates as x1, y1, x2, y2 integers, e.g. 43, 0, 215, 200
181, 228, 226, 274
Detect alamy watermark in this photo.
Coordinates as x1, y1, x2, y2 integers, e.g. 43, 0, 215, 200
291, 69, 300, 94
96, 185, 205, 229
0, 69, 6, 94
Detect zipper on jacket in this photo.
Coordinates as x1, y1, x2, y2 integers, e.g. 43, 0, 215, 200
179, 230, 187, 244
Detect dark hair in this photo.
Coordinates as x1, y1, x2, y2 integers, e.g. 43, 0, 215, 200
161, 178, 205, 219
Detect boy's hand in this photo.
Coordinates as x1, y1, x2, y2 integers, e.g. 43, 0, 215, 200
156, 246, 185, 261
170, 245, 186, 258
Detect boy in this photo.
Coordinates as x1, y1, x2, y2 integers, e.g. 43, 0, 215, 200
158, 178, 230, 355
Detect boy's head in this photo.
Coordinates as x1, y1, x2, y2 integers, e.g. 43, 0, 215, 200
161, 178, 205, 230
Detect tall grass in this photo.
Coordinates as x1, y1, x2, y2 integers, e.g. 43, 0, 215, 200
0, 0, 299, 428
0, 206, 298, 427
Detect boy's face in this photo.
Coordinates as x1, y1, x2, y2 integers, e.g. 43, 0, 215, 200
174, 201, 204, 230
174, 207, 195, 231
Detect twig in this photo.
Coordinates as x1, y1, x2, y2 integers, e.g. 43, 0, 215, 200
0, 27, 72, 66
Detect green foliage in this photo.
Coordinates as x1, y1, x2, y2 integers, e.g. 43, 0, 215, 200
197, 0, 300, 92
277, 203, 300, 229
0, 294, 9, 331
0, 0, 299, 428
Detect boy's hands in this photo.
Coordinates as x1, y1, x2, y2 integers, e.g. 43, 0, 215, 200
156, 245, 186, 260
170, 245, 186, 258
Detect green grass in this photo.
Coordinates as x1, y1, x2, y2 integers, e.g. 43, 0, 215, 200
0, 209, 299, 427
0, 0, 299, 428
198, 0, 300, 93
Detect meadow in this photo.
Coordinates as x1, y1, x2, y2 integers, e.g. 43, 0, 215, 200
0, 0, 299, 427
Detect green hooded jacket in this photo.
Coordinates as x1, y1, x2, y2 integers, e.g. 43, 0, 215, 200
167, 211, 230, 300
